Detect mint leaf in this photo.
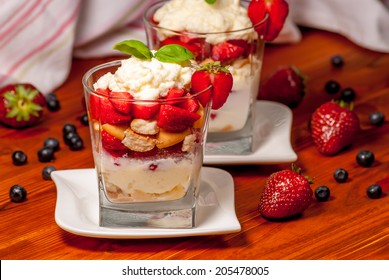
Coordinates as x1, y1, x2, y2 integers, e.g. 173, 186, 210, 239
205, 0, 217, 4
154, 44, 195, 63
113, 40, 152, 60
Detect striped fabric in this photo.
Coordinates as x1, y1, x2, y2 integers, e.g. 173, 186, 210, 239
0, 0, 388, 95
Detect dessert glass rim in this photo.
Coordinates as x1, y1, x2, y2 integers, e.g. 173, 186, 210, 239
82, 59, 212, 104
143, 0, 269, 37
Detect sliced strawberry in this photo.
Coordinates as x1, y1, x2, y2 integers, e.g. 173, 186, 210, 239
227, 39, 253, 57
102, 130, 127, 151
0, 83, 46, 128
190, 62, 233, 110
161, 36, 209, 60
211, 41, 245, 64
248, 0, 289, 41
157, 104, 200, 132
89, 89, 132, 124
132, 103, 160, 119
108, 91, 132, 114
176, 94, 200, 113
165, 87, 186, 105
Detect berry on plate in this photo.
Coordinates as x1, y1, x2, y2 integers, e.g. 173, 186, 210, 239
0, 83, 46, 128
259, 164, 313, 219
248, 0, 289, 41
190, 61, 233, 110
258, 66, 306, 108
311, 101, 360, 155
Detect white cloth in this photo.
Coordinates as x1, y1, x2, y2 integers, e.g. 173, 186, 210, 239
0, 0, 388, 95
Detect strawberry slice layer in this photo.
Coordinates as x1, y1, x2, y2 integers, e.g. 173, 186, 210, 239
157, 104, 200, 132
248, 0, 289, 41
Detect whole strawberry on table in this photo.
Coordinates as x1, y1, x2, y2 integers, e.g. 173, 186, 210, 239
0, 83, 46, 128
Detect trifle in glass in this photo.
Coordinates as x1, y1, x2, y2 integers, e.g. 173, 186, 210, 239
82, 43, 213, 228
144, 0, 267, 155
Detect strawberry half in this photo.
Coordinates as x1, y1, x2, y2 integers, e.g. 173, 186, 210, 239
259, 164, 313, 219
211, 41, 245, 64
0, 83, 46, 128
89, 89, 132, 124
248, 0, 289, 41
190, 62, 233, 110
258, 66, 306, 108
311, 101, 360, 155
108, 91, 132, 114
157, 104, 200, 132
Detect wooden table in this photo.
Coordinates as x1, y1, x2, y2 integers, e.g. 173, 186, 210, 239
1, 29, 388, 260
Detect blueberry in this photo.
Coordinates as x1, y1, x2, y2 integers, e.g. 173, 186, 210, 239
340, 88, 356, 102
37, 147, 55, 162
366, 184, 382, 199
315, 186, 330, 202
9, 185, 27, 203
80, 113, 89, 126
356, 150, 375, 167
12, 150, 28, 166
42, 165, 57, 180
333, 168, 348, 183
63, 131, 79, 145
46, 92, 58, 101
62, 123, 77, 135
46, 98, 61, 112
44, 137, 60, 152
331, 55, 344, 68
68, 135, 84, 151
369, 112, 385, 126
324, 80, 341, 94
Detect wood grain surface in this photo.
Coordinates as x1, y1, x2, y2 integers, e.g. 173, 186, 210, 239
1, 28, 388, 260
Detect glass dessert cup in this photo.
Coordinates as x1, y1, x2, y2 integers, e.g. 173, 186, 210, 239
144, 0, 267, 155
82, 60, 212, 228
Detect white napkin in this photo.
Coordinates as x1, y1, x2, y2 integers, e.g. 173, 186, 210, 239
0, 0, 388, 96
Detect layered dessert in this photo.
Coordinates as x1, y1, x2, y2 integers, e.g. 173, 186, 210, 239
87, 49, 209, 203
145, 0, 262, 133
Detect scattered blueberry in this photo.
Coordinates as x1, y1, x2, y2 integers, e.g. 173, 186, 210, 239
324, 80, 341, 94
12, 150, 28, 166
9, 185, 27, 203
340, 88, 356, 102
42, 165, 57, 180
333, 168, 349, 183
62, 123, 77, 135
46, 92, 61, 112
356, 150, 375, 167
366, 184, 382, 199
80, 113, 89, 126
331, 55, 344, 68
37, 147, 55, 162
44, 137, 60, 152
315, 186, 330, 202
369, 112, 385, 126
68, 135, 84, 151
63, 131, 79, 145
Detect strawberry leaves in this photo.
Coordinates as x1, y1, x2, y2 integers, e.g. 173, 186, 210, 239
113, 40, 194, 64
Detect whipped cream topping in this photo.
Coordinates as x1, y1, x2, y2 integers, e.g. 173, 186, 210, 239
153, 0, 255, 44
93, 55, 193, 100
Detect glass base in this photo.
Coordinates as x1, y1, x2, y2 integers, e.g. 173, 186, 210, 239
98, 181, 196, 229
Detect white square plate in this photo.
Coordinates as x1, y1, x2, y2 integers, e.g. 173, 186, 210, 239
52, 167, 240, 239
204, 100, 297, 165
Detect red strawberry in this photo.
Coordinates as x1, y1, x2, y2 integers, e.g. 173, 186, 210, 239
89, 88, 132, 124
157, 104, 200, 132
165, 87, 185, 105
176, 93, 200, 113
132, 103, 160, 119
248, 0, 289, 41
108, 91, 132, 114
311, 101, 360, 155
258, 66, 306, 108
161, 36, 209, 60
0, 83, 46, 128
259, 164, 313, 219
190, 62, 233, 110
101, 130, 127, 151
211, 41, 245, 64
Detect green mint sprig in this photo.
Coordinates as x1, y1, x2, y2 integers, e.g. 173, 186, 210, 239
113, 40, 194, 64
205, 0, 217, 4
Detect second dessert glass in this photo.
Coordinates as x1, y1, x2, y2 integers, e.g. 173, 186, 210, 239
144, 0, 267, 155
